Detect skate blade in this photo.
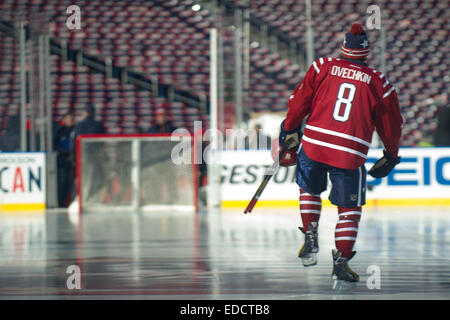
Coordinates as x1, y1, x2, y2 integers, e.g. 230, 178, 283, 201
299, 254, 317, 267
332, 279, 357, 291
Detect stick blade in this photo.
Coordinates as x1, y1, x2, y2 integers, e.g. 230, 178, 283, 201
244, 198, 257, 214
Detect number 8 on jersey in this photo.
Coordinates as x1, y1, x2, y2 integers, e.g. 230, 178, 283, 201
333, 83, 356, 122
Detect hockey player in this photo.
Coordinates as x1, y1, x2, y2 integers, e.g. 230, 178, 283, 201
278, 24, 403, 285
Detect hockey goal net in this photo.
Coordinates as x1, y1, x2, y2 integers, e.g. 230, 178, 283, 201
76, 134, 197, 213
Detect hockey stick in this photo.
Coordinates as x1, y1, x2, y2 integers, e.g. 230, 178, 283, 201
244, 145, 288, 214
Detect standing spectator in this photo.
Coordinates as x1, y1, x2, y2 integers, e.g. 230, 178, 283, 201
54, 111, 75, 207
0, 105, 6, 150
72, 105, 105, 141
2, 115, 20, 151
70, 105, 105, 203
433, 106, 450, 146
147, 109, 176, 133
145, 108, 177, 203
246, 124, 272, 150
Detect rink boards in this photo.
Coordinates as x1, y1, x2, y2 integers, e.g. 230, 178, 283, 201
0, 153, 46, 212
219, 147, 450, 208
0, 148, 448, 212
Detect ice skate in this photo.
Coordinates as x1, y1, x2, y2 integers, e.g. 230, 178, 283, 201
298, 222, 319, 266
331, 249, 359, 290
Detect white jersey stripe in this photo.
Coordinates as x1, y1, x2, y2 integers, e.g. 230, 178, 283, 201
319, 57, 324, 65
335, 237, 357, 241
300, 201, 322, 206
383, 86, 395, 98
383, 80, 390, 88
328, 57, 332, 61
312, 61, 320, 73
302, 135, 367, 159
305, 125, 372, 147
335, 228, 359, 232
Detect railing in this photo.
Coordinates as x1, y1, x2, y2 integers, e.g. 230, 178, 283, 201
200, 0, 306, 68
0, 19, 208, 116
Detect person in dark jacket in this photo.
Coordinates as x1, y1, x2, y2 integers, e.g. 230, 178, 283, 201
433, 106, 450, 146
144, 108, 177, 203
54, 111, 75, 207
245, 124, 272, 150
70, 105, 106, 202
0, 105, 6, 150
1, 115, 20, 151
147, 108, 176, 133
72, 105, 105, 141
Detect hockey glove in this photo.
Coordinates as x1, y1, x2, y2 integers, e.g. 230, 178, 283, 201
279, 120, 302, 150
271, 138, 298, 167
368, 150, 401, 178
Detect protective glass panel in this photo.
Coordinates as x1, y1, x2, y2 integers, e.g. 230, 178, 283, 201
80, 136, 195, 212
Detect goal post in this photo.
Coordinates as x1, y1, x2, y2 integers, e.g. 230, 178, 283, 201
76, 134, 198, 213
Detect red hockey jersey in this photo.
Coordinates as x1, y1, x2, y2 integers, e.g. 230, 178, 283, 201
284, 57, 403, 169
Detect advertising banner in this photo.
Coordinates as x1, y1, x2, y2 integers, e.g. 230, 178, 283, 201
219, 148, 450, 207
0, 153, 46, 211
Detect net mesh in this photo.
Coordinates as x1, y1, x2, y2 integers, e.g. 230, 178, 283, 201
79, 135, 195, 212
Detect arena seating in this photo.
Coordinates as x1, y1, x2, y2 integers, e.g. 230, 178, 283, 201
50, 0, 211, 98
0, 0, 447, 145
249, 45, 301, 113
0, 32, 198, 134
0, 32, 20, 136
249, 0, 448, 145
0, 0, 299, 129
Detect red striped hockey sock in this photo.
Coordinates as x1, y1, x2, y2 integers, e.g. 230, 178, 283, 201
335, 207, 361, 259
299, 188, 322, 231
